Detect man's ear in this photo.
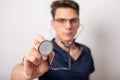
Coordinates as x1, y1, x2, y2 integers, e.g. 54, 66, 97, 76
51, 20, 55, 29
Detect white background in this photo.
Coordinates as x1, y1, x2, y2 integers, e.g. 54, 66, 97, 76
0, 0, 120, 80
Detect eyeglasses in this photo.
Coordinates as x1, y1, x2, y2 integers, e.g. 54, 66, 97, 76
54, 18, 79, 26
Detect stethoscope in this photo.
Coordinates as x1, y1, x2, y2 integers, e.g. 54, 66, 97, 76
38, 24, 84, 70
38, 39, 74, 70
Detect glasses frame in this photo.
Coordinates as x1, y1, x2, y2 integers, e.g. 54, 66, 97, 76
54, 18, 79, 26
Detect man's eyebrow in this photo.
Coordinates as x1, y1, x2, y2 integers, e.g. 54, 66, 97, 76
55, 17, 79, 19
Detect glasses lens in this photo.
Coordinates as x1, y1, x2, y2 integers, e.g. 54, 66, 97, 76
54, 18, 79, 26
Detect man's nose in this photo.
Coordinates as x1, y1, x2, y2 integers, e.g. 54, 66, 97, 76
65, 20, 72, 28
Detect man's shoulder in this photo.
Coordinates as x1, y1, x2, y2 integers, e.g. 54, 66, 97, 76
75, 42, 91, 53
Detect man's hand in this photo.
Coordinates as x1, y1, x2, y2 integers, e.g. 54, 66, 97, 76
23, 35, 53, 79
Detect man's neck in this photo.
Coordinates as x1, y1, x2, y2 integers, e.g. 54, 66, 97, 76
54, 38, 75, 52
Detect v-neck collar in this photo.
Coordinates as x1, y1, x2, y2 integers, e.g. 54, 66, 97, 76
51, 39, 84, 64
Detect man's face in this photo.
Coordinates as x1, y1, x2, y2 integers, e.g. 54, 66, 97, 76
51, 7, 79, 42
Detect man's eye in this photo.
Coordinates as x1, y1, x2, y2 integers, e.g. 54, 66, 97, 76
56, 19, 66, 23
70, 19, 79, 23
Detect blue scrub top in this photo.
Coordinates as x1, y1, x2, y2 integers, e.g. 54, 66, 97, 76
39, 39, 95, 80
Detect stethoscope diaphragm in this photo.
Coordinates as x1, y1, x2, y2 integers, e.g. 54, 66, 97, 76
38, 40, 53, 56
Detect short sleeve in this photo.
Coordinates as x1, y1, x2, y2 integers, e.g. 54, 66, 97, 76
89, 49, 95, 74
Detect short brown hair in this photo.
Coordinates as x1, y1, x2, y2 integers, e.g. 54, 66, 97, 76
50, 0, 80, 19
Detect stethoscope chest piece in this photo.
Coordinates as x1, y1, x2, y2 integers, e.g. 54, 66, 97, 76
38, 40, 53, 56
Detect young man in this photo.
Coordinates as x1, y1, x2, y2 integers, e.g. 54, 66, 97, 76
10, 0, 95, 80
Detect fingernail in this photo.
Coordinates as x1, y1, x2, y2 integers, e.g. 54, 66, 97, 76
43, 56, 47, 60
